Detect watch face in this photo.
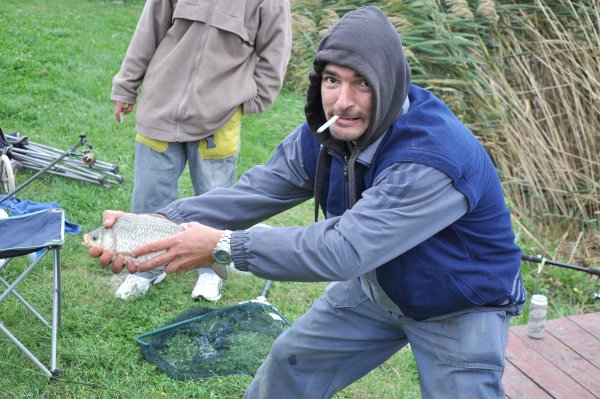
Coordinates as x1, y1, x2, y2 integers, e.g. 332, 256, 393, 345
214, 249, 231, 264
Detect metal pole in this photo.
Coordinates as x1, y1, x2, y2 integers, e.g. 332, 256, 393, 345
0, 135, 88, 204
256, 280, 273, 303
522, 254, 600, 276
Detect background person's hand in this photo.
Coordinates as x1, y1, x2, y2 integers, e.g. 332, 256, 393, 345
114, 101, 134, 123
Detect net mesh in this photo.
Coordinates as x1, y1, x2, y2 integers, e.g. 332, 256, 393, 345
136, 299, 290, 380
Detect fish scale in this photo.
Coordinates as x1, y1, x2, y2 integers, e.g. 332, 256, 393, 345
83, 214, 184, 264
82, 213, 230, 280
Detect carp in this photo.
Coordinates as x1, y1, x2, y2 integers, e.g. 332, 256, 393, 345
82, 213, 228, 279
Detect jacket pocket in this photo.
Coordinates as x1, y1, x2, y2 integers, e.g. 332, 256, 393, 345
198, 107, 241, 159
442, 270, 487, 307
428, 310, 508, 371
173, 0, 257, 45
324, 279, 370, 309
136, 134, 169, 153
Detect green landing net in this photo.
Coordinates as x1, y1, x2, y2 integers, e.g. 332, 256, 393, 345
135, 280, 290, 380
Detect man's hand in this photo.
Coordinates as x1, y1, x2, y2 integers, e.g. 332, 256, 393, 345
87, 210, 130, 273
114, 101, 134, 123
133, 222, 223, 275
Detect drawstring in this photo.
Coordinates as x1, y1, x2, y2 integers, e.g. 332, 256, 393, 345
313, 146, 362, 222
347, 148, 362, 208
313, 146, 329, 222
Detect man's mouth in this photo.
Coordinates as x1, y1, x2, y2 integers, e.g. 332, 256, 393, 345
335, 112, 362, 121
337, 115, 362, 124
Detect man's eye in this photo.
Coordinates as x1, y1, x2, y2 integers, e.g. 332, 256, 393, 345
324, 76, 336, 84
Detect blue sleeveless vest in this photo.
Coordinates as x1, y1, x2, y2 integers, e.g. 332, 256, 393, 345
301, 85, 524, 320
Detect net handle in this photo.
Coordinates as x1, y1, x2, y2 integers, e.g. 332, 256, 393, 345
257, 280, 272, 301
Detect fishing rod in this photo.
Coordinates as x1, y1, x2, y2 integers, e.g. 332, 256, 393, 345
522, 254, 600, 276
0, 134, 89, 205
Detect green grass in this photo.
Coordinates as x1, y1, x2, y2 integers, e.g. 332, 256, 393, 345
0, 1, 419, 397
0, 1, 597, 398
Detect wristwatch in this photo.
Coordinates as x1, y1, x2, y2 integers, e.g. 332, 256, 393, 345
212, 230, 233, 265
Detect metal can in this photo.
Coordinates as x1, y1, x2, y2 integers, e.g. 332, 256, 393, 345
527, 294, 548, 339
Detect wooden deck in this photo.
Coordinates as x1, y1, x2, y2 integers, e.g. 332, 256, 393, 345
504, 312, 600, 398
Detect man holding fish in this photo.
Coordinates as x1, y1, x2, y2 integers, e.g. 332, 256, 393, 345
89, 6, 525, 398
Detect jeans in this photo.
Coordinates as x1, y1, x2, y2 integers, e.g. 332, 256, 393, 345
244, 278, 511, 399
130, 138, 237, 279
131, 140, 237, 214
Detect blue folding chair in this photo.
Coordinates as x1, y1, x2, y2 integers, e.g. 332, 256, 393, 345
0, 208, 64, 377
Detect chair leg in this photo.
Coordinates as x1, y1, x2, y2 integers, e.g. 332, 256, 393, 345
0, 254, 45, 303
50, 248, 61, 376
0, 322, 54, 377
0, 208, 64, 377
0, 276, 49, 326
0, 247, 62, 377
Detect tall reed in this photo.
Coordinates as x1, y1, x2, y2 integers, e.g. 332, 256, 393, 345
288, 0, 599, 264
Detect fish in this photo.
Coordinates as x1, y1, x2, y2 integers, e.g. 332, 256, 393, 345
82, 213, 228, 279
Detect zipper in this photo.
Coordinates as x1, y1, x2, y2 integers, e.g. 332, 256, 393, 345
174, 0, 217, 142
343, 155, 349, 209
343, 156, 349, 177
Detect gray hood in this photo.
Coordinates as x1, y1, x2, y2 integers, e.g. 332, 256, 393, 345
305, 6, 411, 156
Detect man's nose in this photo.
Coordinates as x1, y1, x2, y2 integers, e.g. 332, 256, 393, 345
335, 84, 355, 109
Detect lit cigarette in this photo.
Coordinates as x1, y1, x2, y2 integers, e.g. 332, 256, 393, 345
317, 115, 339, 133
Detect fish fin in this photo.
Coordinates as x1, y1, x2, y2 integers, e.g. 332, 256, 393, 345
212, 263, 229, 280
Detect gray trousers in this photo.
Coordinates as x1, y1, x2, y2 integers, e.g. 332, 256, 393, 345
131, 140, 237, 214
245, 278, 511, 399
131, 140, 237, 279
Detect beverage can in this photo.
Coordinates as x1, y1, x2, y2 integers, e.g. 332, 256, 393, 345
527, 294, 548, 339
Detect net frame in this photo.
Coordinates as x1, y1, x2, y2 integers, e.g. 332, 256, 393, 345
135, 280, 291, 380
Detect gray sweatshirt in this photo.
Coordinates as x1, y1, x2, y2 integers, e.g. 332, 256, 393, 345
159, 124, 468, 316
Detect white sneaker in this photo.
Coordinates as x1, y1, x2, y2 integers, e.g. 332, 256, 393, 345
115, 272, 167, 300
192, 269, 222, 301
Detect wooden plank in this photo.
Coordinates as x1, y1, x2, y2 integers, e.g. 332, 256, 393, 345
511, 319, 600, 395
568, 313, 600, 336
547, 316, 600, 368
503, 360, 552, 399
505, 330, 597, 398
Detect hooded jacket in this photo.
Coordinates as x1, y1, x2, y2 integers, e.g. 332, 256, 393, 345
160, 6, 525, 321
305, 6, 411, 208
111, 0, 292, 142
300, 6, 523, 319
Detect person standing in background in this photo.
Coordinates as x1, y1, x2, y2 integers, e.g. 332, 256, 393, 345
110, 0, 292, 301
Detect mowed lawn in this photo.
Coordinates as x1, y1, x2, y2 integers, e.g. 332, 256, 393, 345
1, 1, 598, 398
0, 1, 420, 398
